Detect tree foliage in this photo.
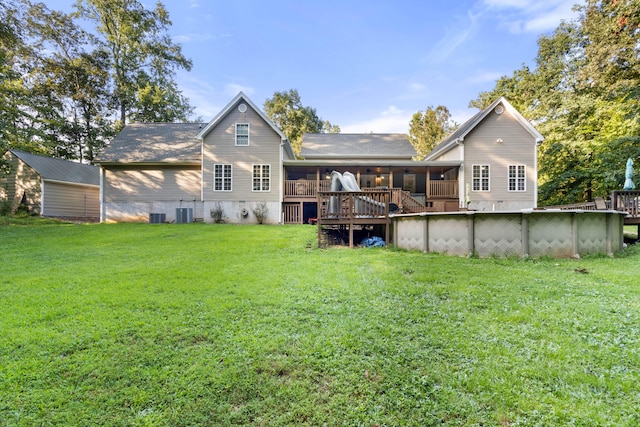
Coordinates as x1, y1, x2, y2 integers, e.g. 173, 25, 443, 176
0, 0, 193, 164
470, 0, 640, 205
74, 0, 193, 125
264, 89, 340, 157
408, 105, 458, 159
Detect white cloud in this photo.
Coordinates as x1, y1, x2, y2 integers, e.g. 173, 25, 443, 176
482, 0, 577, 33
177, 76, 220, 120
174, 33, 214, 43
430, 10, 480, 62
341, 106, 411, 134
523, 2, 576, 32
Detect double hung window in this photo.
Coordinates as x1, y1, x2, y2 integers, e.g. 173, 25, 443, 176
235, 123, 249, 146
472, 164, 490, 191
213, 164, 232, 191
508, 165, 526, 192
252, 164, 270, 191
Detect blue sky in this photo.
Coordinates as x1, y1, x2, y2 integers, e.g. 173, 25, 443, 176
49, 0, 578, 132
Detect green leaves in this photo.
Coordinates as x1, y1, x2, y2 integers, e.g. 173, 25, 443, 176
264, 89, 339, 157
470, 0, 640, 205
75, 0, 193, 125
408, 105, 457, 160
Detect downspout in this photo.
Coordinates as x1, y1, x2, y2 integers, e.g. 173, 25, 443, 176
99, 167, 105, 222
199, 137, 204, 205
40, 178, 45, 217
534, 140, 542, 209
456, 138, 465, 208
279, 140, 285, 224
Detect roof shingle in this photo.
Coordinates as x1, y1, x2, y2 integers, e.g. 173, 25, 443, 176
96, 123, 206, 164
10, 149, 99, 186
301, 133, 416, 159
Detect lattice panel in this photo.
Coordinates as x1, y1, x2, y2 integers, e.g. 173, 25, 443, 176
578, 214, 606, 254
396, 219, 426, 251
528, 214, 573, 257
474, 215, 522, 257
429, 216, 468, 256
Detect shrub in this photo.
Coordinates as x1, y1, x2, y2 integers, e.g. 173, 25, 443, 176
0, 200, 11, 216
252, 201, 268, 224
210, 202, 225, 223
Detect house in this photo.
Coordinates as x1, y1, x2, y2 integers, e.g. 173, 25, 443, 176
0, 149, 100, 220
96, 92, 295, 223
95, 93, 542, 225
425, 96, 544, 211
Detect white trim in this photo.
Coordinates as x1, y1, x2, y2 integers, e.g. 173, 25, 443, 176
507, 164, 526, 192
235, 123, 250, 146
472, 164, 490, 192
425, 97, 544, 161
41, 178, 99, 188
40, 179, 45, 216
252, 164, 271, 192
213, 163, 233, 191
196, 92, 288, 141
99, 169, 104, 222
200, 139, 204, 203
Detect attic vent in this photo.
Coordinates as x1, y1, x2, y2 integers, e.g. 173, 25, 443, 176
238, 103, 247, 113
494, 105, 504, 115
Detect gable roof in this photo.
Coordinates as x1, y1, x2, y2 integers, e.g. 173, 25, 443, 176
300, 133, 417, 160
8, 149, 99, 186
196, 92, 295, 159
95, 123, 206, 164
425, 97, 544, 161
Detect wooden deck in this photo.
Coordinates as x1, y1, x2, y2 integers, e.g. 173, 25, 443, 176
543, 191, 640, 237
317, 190, 392, 248
283, 179, 459, 224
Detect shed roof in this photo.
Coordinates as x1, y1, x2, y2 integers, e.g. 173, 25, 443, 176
300, 133, 416, 159
9, 149, 99, 186
95, 123, 206, 164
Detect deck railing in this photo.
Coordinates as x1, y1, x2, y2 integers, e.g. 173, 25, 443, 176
318, 190, 391, 220
285, 179, 458, 200
611, 190, 640, 222
285, 180, 331, 198
429, 180, 458, 198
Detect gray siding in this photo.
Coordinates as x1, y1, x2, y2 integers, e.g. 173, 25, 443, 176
202, 99, 283, 203
464, 108, 537, 210
42, 181, 99, 219
430, 145, 462, 162
103, 165, 200, 202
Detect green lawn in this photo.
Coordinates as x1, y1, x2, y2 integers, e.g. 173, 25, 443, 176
1, 221, 639, 426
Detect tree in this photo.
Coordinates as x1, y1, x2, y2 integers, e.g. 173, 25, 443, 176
264, 89, 339, 157
469, 0, 640, 205
74, 0, 193, 125
408, 105, 457, 159
26, 2, 114, 162
0, 0, 33, 163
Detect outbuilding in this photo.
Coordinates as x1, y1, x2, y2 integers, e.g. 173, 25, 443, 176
0, 149, 100, 220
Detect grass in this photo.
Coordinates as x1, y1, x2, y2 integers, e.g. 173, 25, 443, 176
1, 220, 640, 426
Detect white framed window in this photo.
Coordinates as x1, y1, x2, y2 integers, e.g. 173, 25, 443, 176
508, 164, 526, 192
252, 164, 270, 191
235, 123, 249, 146
472, 164, 490, 191
213, 164, 232, 191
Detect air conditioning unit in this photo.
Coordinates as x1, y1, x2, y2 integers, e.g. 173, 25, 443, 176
149, 213, 166, 224
175, 208, 193, 224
